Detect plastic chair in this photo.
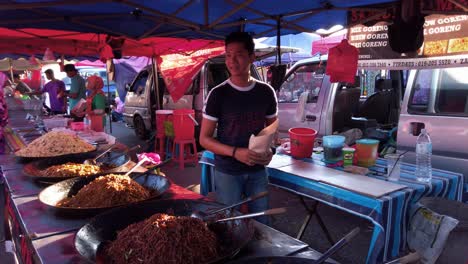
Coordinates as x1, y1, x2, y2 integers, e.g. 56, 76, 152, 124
172, 138, 198, 170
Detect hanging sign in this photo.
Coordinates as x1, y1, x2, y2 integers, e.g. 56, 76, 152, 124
347, 14, 468, 69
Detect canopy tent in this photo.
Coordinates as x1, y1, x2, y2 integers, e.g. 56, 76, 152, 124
0, 57, 58, 71
255, 52, 312, 67
1, 1, 400, 40
260, 33, 320, 55
0, 27, 224, 59
312, 33, 347, 55
75, 60, 106, 68
256, 32, 318, 65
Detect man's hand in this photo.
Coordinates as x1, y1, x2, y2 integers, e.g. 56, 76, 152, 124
234, 148, 253, 166
250, 148, 273, 166
234, 148, 273, 166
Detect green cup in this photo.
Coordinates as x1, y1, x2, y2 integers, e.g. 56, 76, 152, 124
342, 147, 355, 166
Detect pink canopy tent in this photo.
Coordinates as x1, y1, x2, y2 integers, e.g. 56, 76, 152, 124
75, 60, 105, 67
311, 33, 347, 56
0, 27, 225, 102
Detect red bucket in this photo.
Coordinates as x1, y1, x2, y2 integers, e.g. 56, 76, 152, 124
173, 109, 196, 140
288, 127, 318, 158
89, 115, 104, 132
155, 110, 173, 136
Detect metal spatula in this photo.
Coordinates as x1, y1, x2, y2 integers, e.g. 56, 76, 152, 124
209, 207, 287, 224
191, 191, 269, 220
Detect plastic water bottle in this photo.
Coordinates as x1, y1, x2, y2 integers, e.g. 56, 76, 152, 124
415, 129, 432, 183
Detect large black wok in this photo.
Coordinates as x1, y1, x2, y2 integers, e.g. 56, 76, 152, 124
75, 199, 254, 264
227, 256, 334, 264
16, 148, 98, 163
23, 151, 130, 182
38, 172, 170, 217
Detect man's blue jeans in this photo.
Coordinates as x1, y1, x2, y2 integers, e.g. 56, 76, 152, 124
214, 168, 270, 225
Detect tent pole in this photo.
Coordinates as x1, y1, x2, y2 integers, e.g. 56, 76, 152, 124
9, 58, 14, 81
152, 56, 160, 121
276, 17, 281, 65
105, 59, 112, 134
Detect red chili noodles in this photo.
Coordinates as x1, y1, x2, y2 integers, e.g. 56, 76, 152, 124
105, 213, 219, 264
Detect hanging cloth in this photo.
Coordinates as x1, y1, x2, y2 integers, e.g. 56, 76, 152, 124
326, 39, 359, 84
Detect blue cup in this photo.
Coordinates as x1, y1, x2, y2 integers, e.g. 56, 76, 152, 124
322, 135, 346, 163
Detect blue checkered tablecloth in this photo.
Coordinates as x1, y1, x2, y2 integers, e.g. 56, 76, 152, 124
199, 151, 464, 264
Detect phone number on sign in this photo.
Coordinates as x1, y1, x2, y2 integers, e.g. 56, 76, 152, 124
392, 59, 455, 68
358, 62, 388, 67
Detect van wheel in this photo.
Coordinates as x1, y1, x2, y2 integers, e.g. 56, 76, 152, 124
134, 116, 148, 139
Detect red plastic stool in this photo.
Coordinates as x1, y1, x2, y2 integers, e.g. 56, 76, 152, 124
155, 135, 166, 160
172, 138, 198, 170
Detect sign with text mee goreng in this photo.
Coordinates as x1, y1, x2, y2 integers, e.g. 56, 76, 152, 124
347, 14, 468, 69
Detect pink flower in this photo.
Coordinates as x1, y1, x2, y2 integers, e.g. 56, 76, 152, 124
137, 152, 161, 166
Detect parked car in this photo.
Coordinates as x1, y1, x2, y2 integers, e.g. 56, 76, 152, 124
277, 56, 468, 201
123, 56, 261, 139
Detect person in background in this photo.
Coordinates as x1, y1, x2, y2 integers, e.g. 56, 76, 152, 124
12, 73, 33, 94
42, 69, 66, 114
64, 64, 86, 120
72, 75, 106, 132
111, 97, 124, 122
199, 32, 278, 225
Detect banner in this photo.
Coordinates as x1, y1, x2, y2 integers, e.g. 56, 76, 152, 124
421, 0, 468, 13
347, 0, 467, 26
347, 14, 468, 69
158, 46, 225, 102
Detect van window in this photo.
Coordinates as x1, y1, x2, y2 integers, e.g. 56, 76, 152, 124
408, 67, 468, 116
358, 69, 383, 98
278, 64, 325, 103
436, 67, 468, 115
207, 64, 230, 91
408, 69, 433, 113
132, 71, 149, 95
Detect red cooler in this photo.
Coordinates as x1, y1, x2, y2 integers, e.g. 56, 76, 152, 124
173, 109, 196, 140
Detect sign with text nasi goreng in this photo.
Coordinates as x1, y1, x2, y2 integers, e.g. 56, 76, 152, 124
347, 14, 468, 69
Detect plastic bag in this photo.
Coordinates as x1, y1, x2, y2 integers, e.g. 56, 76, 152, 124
407, 203, 459, 264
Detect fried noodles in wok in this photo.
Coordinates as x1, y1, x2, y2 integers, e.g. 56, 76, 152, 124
57, 174, 150, 208
105, 213, 219, 264
41, 162, 101, 177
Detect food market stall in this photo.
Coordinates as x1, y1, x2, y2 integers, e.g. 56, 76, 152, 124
1, 108, 340, 264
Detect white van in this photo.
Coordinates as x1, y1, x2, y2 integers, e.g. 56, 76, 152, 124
277, 56, 468, 201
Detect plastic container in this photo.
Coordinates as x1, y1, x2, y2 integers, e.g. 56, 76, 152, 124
355, 139, 379, 167
342, 147, 355, 166
70, 122, 85, 131
43, 117, 70, 130
173, 109, 196, 140
89, 115, 104, 132
415, 129, 432, 183
322, 135, 346, 163
288, 127, 318, 158
155, 110, 173, 137
385, 153, 403, 181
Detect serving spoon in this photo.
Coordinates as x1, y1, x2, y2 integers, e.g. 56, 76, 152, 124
208, 207, 287, 224
83, 145, 116, 165
191, 191, 269, 220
